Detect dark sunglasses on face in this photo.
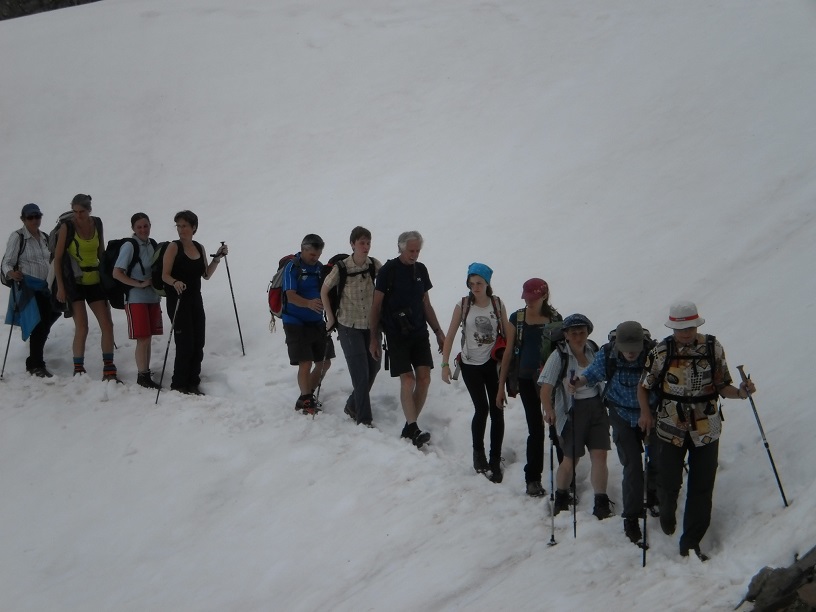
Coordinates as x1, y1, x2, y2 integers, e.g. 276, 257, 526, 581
25, 214, 43, 220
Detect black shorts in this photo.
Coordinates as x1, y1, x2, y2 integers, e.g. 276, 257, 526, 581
73, 282, 108, 305
386, 332, 433, 377
559, 395, 611, 458
284, 323, 335, 365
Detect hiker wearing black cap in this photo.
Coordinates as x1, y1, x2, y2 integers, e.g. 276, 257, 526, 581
2, 203, 61, 377
282, 233, 335, 414
638, 301, 756, 560
570, 321, 658, 545
369, 231, 445, 448
441, 262, 511, 482
539, 313, 613, 520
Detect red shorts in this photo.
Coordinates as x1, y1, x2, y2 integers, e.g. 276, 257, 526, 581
125, 303, 164, 339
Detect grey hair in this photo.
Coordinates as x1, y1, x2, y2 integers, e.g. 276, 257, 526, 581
397, 230, 423, 253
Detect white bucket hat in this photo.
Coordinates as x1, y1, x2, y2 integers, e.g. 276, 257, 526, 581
665, 301, 705, 329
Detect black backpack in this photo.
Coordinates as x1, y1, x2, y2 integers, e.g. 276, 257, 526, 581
150, 240, 205, 298
100, 237, 157, 309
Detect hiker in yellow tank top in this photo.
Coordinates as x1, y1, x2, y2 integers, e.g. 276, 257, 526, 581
53, 194, 118, 380
67, 229, 101, 285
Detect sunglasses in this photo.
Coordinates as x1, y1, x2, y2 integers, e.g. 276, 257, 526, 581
25, 214, 43, 220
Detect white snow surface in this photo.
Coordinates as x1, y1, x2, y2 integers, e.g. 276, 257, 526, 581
1, 1, 815, 610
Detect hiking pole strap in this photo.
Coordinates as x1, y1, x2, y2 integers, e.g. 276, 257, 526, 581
736, 365, 788, 507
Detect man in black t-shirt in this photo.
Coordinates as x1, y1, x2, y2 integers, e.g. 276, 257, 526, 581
369, 231, 445, 448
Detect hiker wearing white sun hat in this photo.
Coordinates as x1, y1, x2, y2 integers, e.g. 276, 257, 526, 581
637, 300, 756, 560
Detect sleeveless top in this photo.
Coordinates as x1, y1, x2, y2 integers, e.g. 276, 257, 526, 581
68, 229, 101, 286
169, 241, 205, 294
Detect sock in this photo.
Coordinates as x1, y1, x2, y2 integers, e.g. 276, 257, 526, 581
102, 353, 117, 377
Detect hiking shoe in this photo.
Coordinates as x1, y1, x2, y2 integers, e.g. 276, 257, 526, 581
624, 518, 643, 544
660, 513, 676, 535
680, 544, 709, 562
526, 481, 546, 497
488, 459, 503, 483
344, 403, 357, 421
187, 386, 204, 396
137, 372, 161, 389
172, 385, 190, 394
412, 428, 431, 449
592, 494, 615, 520
73, 367, 87, 376
28, 366, 53, 378
103, 373, 124, 384
553, 490, 570, 516
473, 449, 489, 474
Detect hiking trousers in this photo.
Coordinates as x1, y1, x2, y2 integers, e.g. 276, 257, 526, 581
656, 434, 719, 550
337, 324, 380, 424
167, 291, 206, 389
461, 359, 503, 464
27, 290, 61, 370
610, 408, 658, 519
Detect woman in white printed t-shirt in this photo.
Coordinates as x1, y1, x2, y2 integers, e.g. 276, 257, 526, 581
441, 263, 511, 484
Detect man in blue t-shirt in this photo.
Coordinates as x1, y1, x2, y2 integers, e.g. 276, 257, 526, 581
283, 234, 335, 414
369, 231, 445, 448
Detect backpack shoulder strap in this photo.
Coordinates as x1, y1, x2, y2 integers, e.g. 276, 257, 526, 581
459, 296, 470, 327
513, 307, 526, 350
124, 238, 142, 276
335, 259, 349, 297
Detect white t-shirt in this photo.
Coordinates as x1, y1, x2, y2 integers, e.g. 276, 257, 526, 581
461, 300, 500, 365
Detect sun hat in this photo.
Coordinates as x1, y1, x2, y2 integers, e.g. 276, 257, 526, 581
466, 262, 493, 287
21, 203, 42, 217
615, 321, 644, 353
521, 278, 548, 300
665, 301, 705, 329
562, 313, 593, 335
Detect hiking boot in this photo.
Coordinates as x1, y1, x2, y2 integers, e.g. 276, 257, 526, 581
187, 386, 204, 396
73, 366, 87, 376
412, 428, 431, 449
526, 481, 546, 497
660, 514, 676, 536
295, 395, 320, 415
137, 372, 161, 389
680, 544, 709, 562
624, 518, 643, 544
553, 490, 570, 516
172, 385, 190, 394
473, 449, 489, 474
103, 373, 124, 384
488, 459, 503, 483
592, 494, 615, 520
344, 403, 357, 421
28, 366, 53, 378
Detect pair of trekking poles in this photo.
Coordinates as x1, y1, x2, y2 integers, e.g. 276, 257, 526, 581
545, 367, 789, 566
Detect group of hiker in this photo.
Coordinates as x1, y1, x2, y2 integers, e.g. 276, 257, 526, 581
279, 227, 757, 557
5, 207, 760, 558
2, 198, 227, 394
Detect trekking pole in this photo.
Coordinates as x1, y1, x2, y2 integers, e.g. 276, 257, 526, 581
548, 432, 557, 547
642, 443, 649, 568
737, 365, 788, 507
570, 369, 577, 539
212, 242, 244, 356
312, 331, 332, 416
1, 282, 21, 380
155, 296, 181, 405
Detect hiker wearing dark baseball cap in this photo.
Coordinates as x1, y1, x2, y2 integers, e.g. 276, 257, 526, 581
637, 300, 756, 560
571, 320, 659, 545
2, 203, 61, 377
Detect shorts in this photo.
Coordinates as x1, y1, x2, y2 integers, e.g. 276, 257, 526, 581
284, 323, 335, 365
125, 302, 164, 339
73, 282, 108, 305
385, 332, 433, 377
559, 395, 611, 459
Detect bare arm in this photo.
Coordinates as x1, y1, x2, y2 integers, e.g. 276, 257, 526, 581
369, 290, 385, 358
440, 302, 462, 383
422, 292, 445, 353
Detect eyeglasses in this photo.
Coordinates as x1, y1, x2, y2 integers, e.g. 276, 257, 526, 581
25, 214, 43, 220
